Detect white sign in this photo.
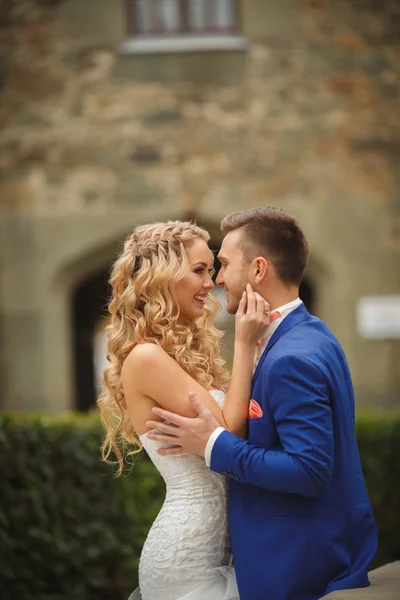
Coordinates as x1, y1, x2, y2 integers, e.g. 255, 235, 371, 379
357, 295, 400, 339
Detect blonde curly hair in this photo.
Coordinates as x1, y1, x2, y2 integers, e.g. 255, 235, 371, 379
97, 220, 230, 474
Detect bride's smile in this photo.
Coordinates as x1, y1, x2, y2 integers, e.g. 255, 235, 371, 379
175, 238, 215, 324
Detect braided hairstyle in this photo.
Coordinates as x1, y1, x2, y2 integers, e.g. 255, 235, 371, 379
97, 221, 229, 473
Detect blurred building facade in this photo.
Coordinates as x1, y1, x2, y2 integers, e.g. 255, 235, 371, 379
0, 0, 399, 412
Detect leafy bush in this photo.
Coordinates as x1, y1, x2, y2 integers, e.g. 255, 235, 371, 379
356, 411, 400, 569
0, 411, 399, 599
0, 413, 164, 600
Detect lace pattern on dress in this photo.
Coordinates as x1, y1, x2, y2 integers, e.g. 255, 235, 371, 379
137, 390, 232, 600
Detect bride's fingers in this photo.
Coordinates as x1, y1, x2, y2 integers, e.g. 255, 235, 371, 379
236, 291, 247, 316
253, 292, 269, 321
254, 292, 264, 312
254, 292, 266, 316
246, 283, 255, 313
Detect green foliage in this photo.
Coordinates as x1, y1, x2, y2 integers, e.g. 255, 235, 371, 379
0, 411, 399, 599
355, 411, 400, 568
0, 412, 164, 600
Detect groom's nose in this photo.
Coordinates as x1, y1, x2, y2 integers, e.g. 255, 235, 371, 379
215, 269, 224, 286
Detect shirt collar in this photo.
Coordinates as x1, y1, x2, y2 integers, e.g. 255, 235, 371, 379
271, 297, 303, 320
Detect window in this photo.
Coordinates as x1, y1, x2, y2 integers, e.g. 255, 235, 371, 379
126, 0, 240, 37
121, 0, 246, 55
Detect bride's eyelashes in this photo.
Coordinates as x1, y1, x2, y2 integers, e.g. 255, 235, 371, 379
194, 268, 213, 275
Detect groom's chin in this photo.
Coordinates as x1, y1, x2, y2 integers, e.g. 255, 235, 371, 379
226, 303, 239, 315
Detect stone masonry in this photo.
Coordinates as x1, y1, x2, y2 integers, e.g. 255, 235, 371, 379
0, 0, 399, 411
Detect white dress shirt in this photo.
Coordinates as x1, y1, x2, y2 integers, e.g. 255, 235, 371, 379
205, 297, 303, 467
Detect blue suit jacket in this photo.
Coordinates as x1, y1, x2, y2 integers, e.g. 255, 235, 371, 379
211, 304, 377, 600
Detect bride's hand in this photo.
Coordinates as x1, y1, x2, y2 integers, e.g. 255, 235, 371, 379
235, 283, 270, 347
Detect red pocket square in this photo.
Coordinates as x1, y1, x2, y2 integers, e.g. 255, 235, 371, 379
249, 399, 263, 419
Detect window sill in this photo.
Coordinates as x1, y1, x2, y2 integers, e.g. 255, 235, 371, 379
119, 35, 248, 55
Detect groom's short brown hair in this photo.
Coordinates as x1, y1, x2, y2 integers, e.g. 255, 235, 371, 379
221, 207, 309, 286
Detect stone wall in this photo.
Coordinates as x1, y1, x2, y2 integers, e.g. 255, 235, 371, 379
0, 0, 399, 411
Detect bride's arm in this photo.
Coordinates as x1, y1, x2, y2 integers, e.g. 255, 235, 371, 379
122, 286, 268, 436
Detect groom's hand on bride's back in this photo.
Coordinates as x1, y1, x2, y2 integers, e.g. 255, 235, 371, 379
146, 393, 220, 457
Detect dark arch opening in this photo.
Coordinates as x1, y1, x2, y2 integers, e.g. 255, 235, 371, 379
72, 267, 110, 412
299, 277, 315, 315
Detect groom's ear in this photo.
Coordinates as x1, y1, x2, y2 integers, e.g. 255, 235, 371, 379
253, 257, 268, 284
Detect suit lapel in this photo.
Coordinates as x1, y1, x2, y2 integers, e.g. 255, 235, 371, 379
252, 303, 311, 386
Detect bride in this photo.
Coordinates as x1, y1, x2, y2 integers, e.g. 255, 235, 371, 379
97, 220, 269, 600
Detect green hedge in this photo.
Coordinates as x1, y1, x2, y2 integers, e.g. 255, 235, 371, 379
0, 413, 165, 600
355, 412, 400, 568
0, 411, 399, 599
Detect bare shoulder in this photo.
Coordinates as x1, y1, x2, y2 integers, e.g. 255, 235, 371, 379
122, 341, 196, 409
127, 342, 166, 361
122, 342, 225, 423
122, 343, 169, 378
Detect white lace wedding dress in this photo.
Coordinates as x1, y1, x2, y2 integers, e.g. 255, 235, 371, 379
128, 390, 239, 600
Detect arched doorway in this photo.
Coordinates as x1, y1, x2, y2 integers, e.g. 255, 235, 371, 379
71, 243, 318, 412
72, 267, 111, 412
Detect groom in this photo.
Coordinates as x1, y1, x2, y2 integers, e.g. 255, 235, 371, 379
146, 207, 377, 600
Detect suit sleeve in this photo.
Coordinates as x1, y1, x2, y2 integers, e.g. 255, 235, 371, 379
210, 354, 334, 498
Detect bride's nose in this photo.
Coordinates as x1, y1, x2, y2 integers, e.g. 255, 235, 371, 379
204, 274, 215, 290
